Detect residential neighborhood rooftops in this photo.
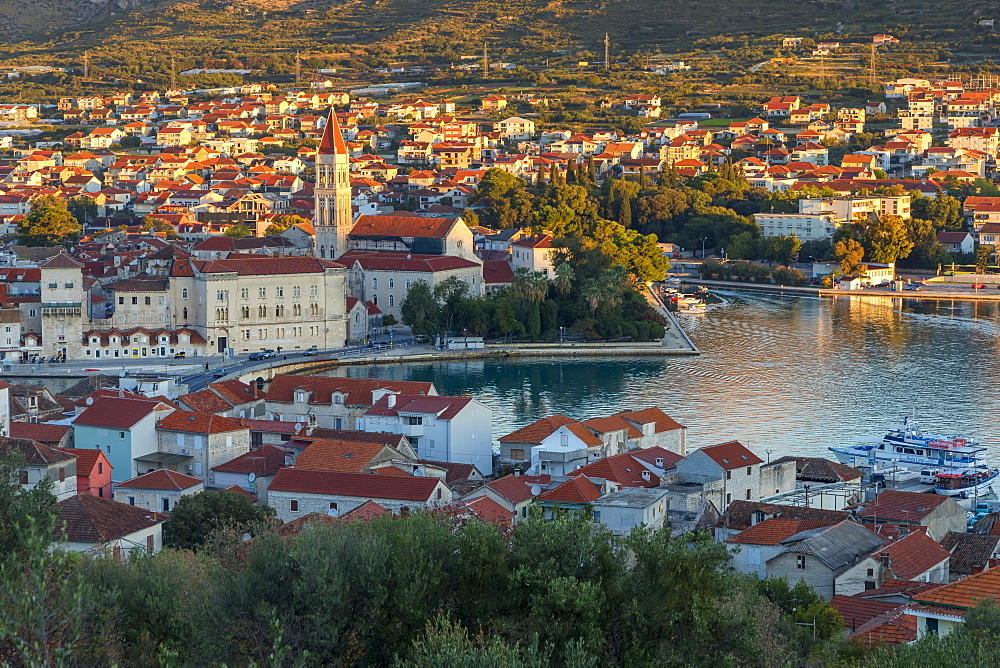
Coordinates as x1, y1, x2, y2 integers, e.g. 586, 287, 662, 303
73, 396, 165, 429
697, 440, 763, 469
939, 531, 1000, 575
911, 564, 1000, 611
0, 436, 76, 467
848, 490, 951, 522
212, 444, 290, 476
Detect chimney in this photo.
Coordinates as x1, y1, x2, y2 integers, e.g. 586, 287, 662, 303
641, 470, 651, 482
387, 393, 396, 408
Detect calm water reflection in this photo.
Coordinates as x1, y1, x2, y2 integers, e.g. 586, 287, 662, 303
323, 291, 1000, 464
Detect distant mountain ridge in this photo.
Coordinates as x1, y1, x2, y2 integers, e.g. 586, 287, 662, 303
0, 0, 988, 60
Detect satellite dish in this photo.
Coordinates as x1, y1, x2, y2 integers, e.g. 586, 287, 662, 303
248, 472, 256, 484
530, 485, 541, 496
86, 397, 94, 405
327, 507, 340, 517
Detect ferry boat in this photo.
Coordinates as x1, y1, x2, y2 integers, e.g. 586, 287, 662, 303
934, 469, 1000, 497
829, 418, 986, 471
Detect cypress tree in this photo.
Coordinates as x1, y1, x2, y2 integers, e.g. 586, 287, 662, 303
566, 160, 577, 183
537, 164, 547, 187
550, 164, 562, 187
587, 155, 597, 182
618, 191, 632, 228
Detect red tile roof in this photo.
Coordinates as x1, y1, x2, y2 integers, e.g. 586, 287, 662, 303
582, 415, 642, 439
8, 422, 71, 445
156, 410, 249, 435
73, 396, 164, 429
196, 256, 343, 276
485, 473, 546, 504
0, 436, 76, 467
294, 439, 392, 473
538, 475, 602, 504
224, 484, 258, 502
268, 469, 443, 501
350, 213, 458, 240
617, 407, 684, 433
337, 251, 480, 272
629, 447, 684, 470
570, 451, 667, 487
849, 490, 951, 522
880, 531, 951, 581
726, 518, 838, 545
697, 440, 763, 469
54, 494, 165, 543
830, 596, 901, 631
499, 415, 602, 447
213, 444, 290, 475
55, 447, 109, 475
365, 394, 472, 420
341, 499, 389, 521
851, 607, 917, 645
856, 579, 940, 600
911, 564, 1000, 610
266, 375, 434, 407
439, 496, 514, 527
116, 469, 203, 491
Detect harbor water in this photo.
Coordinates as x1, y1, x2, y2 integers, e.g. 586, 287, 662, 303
325, 290, 1000, 465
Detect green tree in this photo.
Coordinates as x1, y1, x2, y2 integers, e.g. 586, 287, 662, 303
264, 214, 310, 236
16, 195, 81, 247
68, 196, 97, 228
400, 281, 441, 337
471, 168, 536, 229
911, 194, 963, 229
223, 223, 252, 238
976, 244, 994, 274
163, 489, 278, 550
834, 238, 866, 277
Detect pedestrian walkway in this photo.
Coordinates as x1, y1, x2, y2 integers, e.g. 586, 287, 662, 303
644, 287, 700, 353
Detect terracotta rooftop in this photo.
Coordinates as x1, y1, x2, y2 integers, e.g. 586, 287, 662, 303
54, 494, 164, 543
485, 473, 548, 504
538, 475, 602, 504
294, 439, 392, 473
73, 396, 164, 429
880, 530, 951, 581
829, 595, 901, 632
769, 456, 863, 483
499, 414, 601, 447
212, 444, 290, 476
720, 500, 850, 532
697, 440, 763, 469
365, 393, 472, 420
848, 490, 951, 523
617, 407, 685, 433
116, 469, 203, 491
156, 410, 249, 435
266, 375, 434, 407
726, 518, 839, 545
0, 436, 75, 467
570, 450, 675, 488
349, 214, 456, 239
911, 564, 1000, 610
850, 607, 917, 645
939, 531, 1000, 575
268, 469, 442, 502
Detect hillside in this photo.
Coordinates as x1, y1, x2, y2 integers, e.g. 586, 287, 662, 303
2, 0, 995, 65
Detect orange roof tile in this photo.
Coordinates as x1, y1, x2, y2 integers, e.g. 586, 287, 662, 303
880, 531, 951, 581
116, 469, 203, 491
726, 518, 838, 545
911, 564, 1000, 610
538, 475, 602, 503
294, 439, 391, 473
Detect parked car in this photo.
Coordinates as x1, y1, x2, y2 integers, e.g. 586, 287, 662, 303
303, 347, 319, 356
212, 369, 227, 378
173, 351, 186, 359
972, 283, 987, 289
248, 350, 276, 361
904, 283, 922, 291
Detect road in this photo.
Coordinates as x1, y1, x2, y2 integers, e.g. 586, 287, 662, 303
2, 335, 422, 393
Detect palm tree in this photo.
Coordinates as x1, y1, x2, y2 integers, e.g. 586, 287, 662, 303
581, 278, 603, 318
553, 262, 575, 296
512, 267, 547, 303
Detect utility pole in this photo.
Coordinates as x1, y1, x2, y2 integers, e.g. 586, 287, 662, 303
483, 41, 488, 79
295, 50, 301, 86
604, 32, 610, 71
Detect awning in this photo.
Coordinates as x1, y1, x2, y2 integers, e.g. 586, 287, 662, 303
134, 452, 192, 465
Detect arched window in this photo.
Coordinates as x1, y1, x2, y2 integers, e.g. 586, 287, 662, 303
181, 288, 188, 299
182, 307, 188, 320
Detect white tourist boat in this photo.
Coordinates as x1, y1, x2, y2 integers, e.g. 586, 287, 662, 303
830, 417, 986, 470
675, 296, 707, 313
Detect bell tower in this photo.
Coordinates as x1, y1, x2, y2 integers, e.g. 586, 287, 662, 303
314, 108, 352, 259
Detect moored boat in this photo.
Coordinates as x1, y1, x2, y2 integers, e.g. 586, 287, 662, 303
829, 417, 986, 470
934, 469, 1000, 498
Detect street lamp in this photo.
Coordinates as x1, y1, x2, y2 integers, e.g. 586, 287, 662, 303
700, 236, 709, 259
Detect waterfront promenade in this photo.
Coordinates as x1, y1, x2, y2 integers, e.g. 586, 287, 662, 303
690, 278, 1000, 301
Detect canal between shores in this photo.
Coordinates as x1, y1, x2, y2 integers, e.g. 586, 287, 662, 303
321, 290, 1000, 466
